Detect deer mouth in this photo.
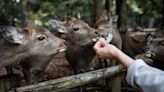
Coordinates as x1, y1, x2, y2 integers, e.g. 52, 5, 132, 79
46, 46, 67, 55
145, 52, 155, 59
56, 47, 66, 53
91, 32, 113, 43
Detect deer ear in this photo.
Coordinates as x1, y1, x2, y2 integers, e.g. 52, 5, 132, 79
109, 16, 118, 24
70, 17, 77, 21
67, 17, 77, 25
0, 26, 23, 44
48, 19, 68, 34
100, 10, 110, 21
107, 16, 118, 27
130, 33, 147, 43
146, 33, 154, 44
94, 10, 110, 28
24, 19, 36, 27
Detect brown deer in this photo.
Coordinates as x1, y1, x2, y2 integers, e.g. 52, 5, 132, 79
125, 31, 152, 57
0, 22, 65, 84
49, 17, 116, 92
48, 18, 111, 74
144, 32, 164, 70
94, 10, 122, 50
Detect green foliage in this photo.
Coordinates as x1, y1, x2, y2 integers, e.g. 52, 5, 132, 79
26, 0, 95, 26
0, 0, 21, 25
0, 0, 163, 28
127, 0, 142, 14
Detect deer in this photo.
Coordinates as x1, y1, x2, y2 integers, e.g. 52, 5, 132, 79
0, 21, 66, 84
48, 17, 113, 74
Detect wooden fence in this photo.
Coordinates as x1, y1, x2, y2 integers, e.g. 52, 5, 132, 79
8, 65, 124, 92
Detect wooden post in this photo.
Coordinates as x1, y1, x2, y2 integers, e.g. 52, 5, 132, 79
109, 60, 122, 92
0, 78, 10, 92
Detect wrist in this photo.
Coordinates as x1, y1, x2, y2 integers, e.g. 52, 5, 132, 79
107, 44, 120, 59
113, 47, 121, 60
114, 48, 134, 68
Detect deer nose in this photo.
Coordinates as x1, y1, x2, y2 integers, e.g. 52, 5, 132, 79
143, 46, 150, 52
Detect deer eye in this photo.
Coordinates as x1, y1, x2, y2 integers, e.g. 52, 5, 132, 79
95, 31, 99, 36
73, 27, 79, 31
38, 36, 46, 41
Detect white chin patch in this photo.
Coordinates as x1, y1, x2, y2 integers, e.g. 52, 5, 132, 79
91, 38, 98, 42
106, 33, 113, 43
58, 29, 65, 33
57, 48, 66, 53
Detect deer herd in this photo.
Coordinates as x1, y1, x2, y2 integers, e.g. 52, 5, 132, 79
0, 10, 164, 86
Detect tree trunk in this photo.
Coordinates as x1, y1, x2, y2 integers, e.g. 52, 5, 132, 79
21, 0, 28, 27
11, 0, 16, 26
116, 0, 128, 57
92, 0, 99, 24
116, 0, 127, 33
105, 0, 110, 13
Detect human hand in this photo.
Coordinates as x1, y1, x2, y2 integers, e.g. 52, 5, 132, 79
93, 38, 118, 59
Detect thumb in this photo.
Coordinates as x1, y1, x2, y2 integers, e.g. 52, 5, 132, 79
99, 38, 106, 47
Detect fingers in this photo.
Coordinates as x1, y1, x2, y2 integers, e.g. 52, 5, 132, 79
93, 38, 106, 51
99, 38, 106, 47
93, 40, 101, 50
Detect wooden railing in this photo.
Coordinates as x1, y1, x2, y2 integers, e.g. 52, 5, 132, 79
9, 65, 124, 92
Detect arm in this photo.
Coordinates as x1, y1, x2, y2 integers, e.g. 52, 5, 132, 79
93, 38, 164, 92
127, 59, 164, 92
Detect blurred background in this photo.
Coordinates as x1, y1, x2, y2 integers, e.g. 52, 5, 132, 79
0, 1, 164, 92
0, 0, 163, 31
